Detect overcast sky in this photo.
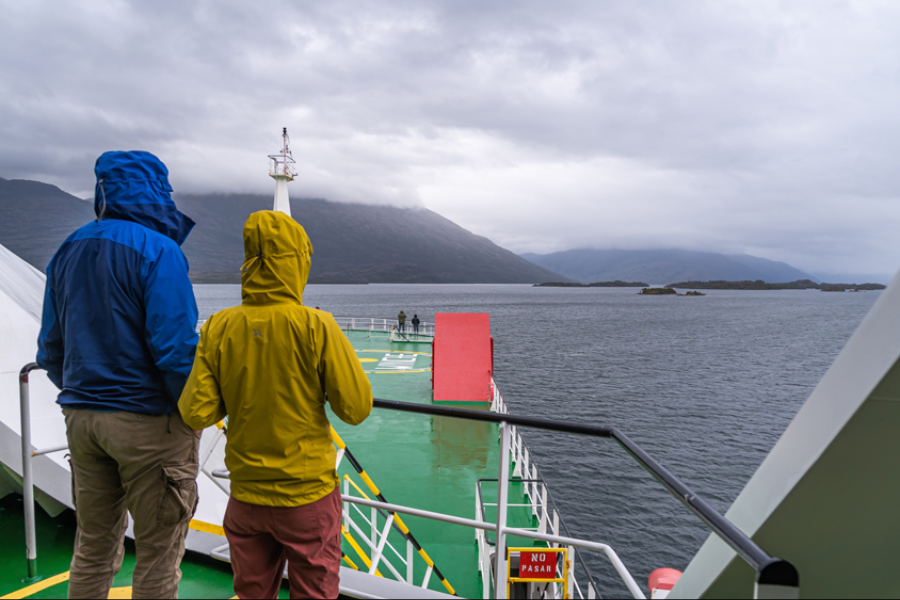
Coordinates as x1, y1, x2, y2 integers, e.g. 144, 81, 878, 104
2, 1, 899, 275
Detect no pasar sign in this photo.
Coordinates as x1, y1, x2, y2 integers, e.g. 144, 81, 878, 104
518, 551, 557, 580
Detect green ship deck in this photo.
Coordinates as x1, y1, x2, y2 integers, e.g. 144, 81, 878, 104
0, 328, 545, 599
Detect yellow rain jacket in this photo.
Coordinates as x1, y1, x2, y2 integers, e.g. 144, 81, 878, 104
179, 211, 372, 507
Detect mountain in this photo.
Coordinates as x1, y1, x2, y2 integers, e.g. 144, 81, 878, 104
0, 177, 97, 271
0, 178, 565, 284
521, 248, 813, 284
176, 193, 567, 283
811, 271, 895, 286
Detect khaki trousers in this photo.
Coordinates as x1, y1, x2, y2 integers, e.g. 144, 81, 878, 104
63, 408, 200, 600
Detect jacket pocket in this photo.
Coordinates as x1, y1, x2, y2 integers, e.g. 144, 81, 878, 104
157, 463, 198, 527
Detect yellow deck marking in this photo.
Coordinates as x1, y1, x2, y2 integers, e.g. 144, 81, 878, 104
108, 586, 132, 599
342, 527, 383, 577
342, 554, 360, 570
356, 349, 432, 356
1, 571, 70, 599
189, 518, 226, 537
367, 369, 430, 374
344, 474, 372, 501
358, 358, 378, 362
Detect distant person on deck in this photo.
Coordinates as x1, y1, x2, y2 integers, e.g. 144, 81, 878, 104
412, 314, 420, 336
398, 310, 407, 333
179, 211, 373, 599
37, 151, 199, 599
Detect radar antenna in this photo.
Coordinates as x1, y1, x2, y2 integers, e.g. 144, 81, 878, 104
268, 127, 296, 216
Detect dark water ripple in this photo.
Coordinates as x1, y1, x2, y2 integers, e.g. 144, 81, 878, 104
194, 284, 878, 598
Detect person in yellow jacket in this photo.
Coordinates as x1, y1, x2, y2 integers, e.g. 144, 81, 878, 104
179, 210, 372, 599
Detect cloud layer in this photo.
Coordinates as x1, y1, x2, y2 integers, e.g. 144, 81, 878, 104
2, 0, 899, 273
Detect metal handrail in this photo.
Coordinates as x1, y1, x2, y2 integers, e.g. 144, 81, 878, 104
331, 317, 435, 337
372, 397, 800, 594
489, 385, 602, 600
19, 362, 50, 581
16, 361, 797, 596
345, 494, 643, 598
211, 468, 638, 597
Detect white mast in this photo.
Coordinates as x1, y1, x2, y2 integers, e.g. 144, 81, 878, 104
268, 127, 296, 216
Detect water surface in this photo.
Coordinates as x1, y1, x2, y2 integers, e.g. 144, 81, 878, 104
195, 283, 879, 597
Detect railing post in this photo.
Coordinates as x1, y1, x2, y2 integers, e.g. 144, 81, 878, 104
371, 506, 378, 549
523, 449, 530, 491
552, 510, 560, 544
475, 482, 482, 542
512, 427, 522, 478
19, 363, 39, 581
538, 484, 549, 534
343, 477, 350, 533
754, 559, 799, 599
495, 421, 511, 599
368, 513, 394, 575
407, 538, 414, 584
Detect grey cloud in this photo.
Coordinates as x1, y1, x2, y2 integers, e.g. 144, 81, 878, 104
1, 0, 899, 273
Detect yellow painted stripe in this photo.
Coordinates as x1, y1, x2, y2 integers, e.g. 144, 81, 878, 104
357, 349, 432, 356
344, 474, 372, 501
440, 577, 456, 595
107, 586, 132, 599
359, 471, 381, 496
393, 514, 410, 535
342, 526, 383, 578
189, 519, 226, 537
418, 547, 435, 568
330, 426, 347, 450
369, 369, 431, 374
1, 571, 70, 599
342, 553, 360, 571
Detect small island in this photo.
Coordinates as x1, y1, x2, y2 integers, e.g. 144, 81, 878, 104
535, 281, 649, 288
640, 287, 677, 295
666, 279, 885, 291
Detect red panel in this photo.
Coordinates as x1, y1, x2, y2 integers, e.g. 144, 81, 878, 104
433, 313, 493, 402
518, 550, 559, 581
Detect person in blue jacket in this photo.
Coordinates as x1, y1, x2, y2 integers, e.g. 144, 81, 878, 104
37, 151, 200, 599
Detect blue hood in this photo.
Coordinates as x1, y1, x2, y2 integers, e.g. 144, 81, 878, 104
94, 151, 195, 246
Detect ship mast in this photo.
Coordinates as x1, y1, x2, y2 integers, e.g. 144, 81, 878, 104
268, 127, 296, 216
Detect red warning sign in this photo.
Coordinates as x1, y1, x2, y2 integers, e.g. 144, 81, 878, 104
518, 550, 558, 580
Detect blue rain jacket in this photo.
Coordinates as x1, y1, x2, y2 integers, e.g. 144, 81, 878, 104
37, 151, 199, 415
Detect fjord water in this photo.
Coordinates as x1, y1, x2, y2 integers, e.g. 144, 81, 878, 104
195, 284, 880, 598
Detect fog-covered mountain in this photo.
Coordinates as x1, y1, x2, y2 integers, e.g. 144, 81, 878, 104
521, 248, 813, 284
0, 177, 565, 284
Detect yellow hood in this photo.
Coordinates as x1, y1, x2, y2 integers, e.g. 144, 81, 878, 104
241, 210, 313, 305
179, 209, 372, 507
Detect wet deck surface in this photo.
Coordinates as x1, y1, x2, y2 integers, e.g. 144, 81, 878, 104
0, 329, 539, 599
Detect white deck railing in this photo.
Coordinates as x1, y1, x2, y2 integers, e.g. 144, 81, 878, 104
486, 378, 611, 599
332, 317, 434, 338
17, 373, 644, 599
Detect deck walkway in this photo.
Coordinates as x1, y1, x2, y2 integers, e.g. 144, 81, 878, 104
0, 328, 538, 599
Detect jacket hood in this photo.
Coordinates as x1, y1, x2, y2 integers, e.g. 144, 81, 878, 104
241, 211, 313, 305
94, 151, 195, 246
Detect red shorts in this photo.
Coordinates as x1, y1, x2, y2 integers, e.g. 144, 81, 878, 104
224, 487, 342, 599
